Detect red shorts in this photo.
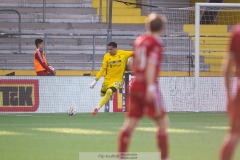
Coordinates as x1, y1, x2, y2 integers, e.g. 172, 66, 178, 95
228, 96, 240, 134
36, 70, 48, 76
36, 70, 54, 76
127, 85, 166, 119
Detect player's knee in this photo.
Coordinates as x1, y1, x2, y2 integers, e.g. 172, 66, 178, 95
121, 128, 132, 137
100, 90, 106, 97
157, 128, 167, 136
156, 129, 168, 143
230, 133, 240, 142
106, 89, 113, 96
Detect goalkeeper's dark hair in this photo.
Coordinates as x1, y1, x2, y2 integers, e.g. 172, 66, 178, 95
35, 39, 44, 47
108, 42, 117, 48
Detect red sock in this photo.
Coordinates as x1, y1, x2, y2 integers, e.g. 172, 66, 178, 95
220, 137, 236, 160
157, 129, 169, 160
118, 129, 131, 152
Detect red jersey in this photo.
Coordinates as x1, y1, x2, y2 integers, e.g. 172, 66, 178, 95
229, 23, 240, 76
128, 34, 164, 118
131, 34, 163, 90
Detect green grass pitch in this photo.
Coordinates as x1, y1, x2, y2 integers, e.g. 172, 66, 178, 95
0, 112, 239, 160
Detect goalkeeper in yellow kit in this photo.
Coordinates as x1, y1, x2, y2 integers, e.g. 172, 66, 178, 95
90, 42, 133, 115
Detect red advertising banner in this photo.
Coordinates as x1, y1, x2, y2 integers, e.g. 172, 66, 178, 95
113, 92, 123, 112
0, 80, 39, 112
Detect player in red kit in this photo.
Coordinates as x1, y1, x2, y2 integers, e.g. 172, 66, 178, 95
34, 39, 55, 76
219, 24, 240, 160
118, 13, 169, 160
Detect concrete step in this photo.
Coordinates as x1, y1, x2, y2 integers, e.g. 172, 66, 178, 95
0, 7, 97, 15
0, 13, 99, 23
0, 50, 107, 54
0, 22, 184, 35
0, 22, 177, 31
92, 0, 136, 8
0, 53, 104, 61
149, 0, 190, 8
101, 15, 146, 24
0, 37, 135, 45
1, 4, 91, 8
96, 8, 141, 16
0, 44, 107, 50
0, 29, 143, 35
1, 0, 92, 4
0, 0, 92, 8
0, 53, 193, 62
0, 63, 207, 71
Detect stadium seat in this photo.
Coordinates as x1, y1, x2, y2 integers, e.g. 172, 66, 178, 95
183, 24, 230, 73
92, 0, 147, 24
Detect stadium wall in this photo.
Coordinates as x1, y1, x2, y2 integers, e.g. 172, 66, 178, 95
0, 76, 228, 113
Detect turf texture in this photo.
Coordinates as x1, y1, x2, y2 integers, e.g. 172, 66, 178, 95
0, 112, 239, 160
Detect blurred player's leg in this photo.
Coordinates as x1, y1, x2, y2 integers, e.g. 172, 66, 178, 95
219, 133, 240, 160
148, 91, 169, 160
118, 118, 139, 152
220, 99, 240, 160
154, 116, 169, 160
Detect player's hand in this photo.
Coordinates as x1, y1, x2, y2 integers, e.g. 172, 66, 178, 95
49, 65, 54, 71
146, 85, 156, 103
126, 57, 133, 71
48, 66, 56, 76
90, 80, 98, 89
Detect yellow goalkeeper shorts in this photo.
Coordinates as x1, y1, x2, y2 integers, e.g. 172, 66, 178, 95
100, 79, 121, 93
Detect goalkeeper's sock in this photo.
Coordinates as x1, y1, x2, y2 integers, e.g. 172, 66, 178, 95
98, 89, 113, 108
157, 129, 169, 160
118, 128, 131, 152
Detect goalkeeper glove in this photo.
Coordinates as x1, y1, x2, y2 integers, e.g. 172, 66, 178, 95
90, 79, 98, 89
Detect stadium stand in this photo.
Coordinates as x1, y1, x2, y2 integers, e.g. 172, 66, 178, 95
0, 0, 199, 76
183, 25, 229, 72
0, 0, 143, 72
187, 0, 238, 74
92, 0, 146, 23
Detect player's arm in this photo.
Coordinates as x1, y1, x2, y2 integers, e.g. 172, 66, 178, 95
35, 51, 54, 74
223, 51, 235, 114
224, 30, 238, 112
223, 52, 235, 102
95, 63, 107, 80
125, 50, 134, 59
90, 55, 107, 89
124, 50, 134, 71
145, 58, 157, 101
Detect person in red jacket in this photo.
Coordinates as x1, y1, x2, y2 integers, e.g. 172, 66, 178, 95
34, 39, 55, 76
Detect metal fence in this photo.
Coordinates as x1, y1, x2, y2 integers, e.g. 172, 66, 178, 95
0, 32, 195, 74
0, 9, 21, 53
1, 0, 220, 74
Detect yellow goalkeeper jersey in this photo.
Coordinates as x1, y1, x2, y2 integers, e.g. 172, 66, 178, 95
96, 50, 133, 82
